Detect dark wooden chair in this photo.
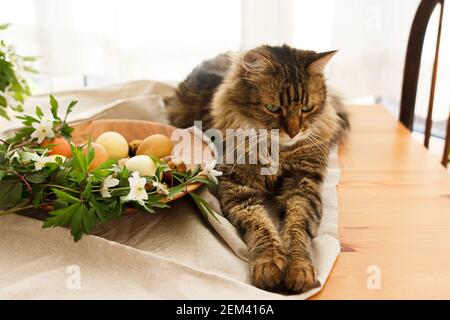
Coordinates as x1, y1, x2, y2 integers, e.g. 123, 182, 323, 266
399, 0, 450, 167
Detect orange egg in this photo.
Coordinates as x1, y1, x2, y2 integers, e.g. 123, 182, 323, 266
41, 137, 72, 158
83, 142, 109, 170
136, 134, 173, 158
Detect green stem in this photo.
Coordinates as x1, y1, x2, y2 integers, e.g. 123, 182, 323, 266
183, 172, 207, 185
0, 203, 41, 217
42, 184, 79, 194
96, 186, 130, 192
12, 170, 33, 194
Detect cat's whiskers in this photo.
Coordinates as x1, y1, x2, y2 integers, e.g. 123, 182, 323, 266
301, 135, 328, 166
308, 132, 330, 145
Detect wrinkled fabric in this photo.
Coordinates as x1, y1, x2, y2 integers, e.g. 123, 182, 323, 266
0, 81, 340, 299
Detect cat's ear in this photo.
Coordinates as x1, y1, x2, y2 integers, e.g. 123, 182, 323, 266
307, 50, 337, 74
240, 50, 273, 73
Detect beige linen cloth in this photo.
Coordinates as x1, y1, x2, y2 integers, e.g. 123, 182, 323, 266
0, 80, 340, 299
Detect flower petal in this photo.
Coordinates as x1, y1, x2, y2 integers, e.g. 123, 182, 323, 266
101, 190, 111, 198
47, 130, 55, 139
105, 177, 119, 188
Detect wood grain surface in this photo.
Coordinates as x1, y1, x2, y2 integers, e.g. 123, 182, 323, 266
312, 105, 450, 299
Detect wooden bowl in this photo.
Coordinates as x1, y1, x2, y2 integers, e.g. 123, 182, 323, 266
71, 119, 215, 204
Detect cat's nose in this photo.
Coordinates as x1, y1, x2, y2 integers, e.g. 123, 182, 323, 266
285, 116, 301, 138
287, 129, 299, 139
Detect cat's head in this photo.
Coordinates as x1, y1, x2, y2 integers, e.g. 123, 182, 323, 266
211, 44, 342, 147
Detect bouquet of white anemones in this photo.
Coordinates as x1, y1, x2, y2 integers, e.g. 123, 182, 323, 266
0, 23, 37, 119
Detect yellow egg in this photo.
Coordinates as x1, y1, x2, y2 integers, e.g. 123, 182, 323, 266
136, 134, 173, 159
125, 155, 157, 177
96, 131, 129, 160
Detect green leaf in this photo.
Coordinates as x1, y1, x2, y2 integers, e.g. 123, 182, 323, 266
32, 186, 43, 208
189, 176, 211, 184
52, 188, 80, 204
91, 197, 107, 222
81, 180, 92, 198
70, 143, 87, 173
43, 202, 80, 228
51, 167, 70, 185
92, 159, 116, 171
69, 170, 85, 184
53, 198, 68, 210
49, 95, 59, 120
91, 197, 123, 221
23, 56, 38, 62
26, 171, 49, 184
148, 201, 169, 209
0, 107, 10, 120
60, 123, 74, 140
16, 114, 39, 126
189, 192, 220, 223
69, 204, 85, 241
167, 183, 187, 199
139, 203, 155, 213
155, 163, 170, 181
35, 106, 44, 118
186, 165, 202, 179
82, 207, 98, 234
6, 127, 34, 144
120, 166, 129, 180
0, 23, 10, 30
0, 170, 6, 181
70, 203, 91, 241
24, 65, 38, 74
86, 139, 95, 167
111, 200, 123, 219
0, 180, 22, 208
0, 94, 7, 106
14, 104, 24, 112
64, 100, 77, 122
61, 205, 78, 226
91, 168, 113, 182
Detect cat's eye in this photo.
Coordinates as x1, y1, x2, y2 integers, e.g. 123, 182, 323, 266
301, 105, 315, 113
266, 104, 280, 112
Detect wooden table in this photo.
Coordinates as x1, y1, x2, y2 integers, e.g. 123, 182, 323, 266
312, 105, 450, 299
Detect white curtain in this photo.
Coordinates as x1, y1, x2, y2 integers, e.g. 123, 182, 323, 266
1, 0, 449, 121
1, 0, 242, 88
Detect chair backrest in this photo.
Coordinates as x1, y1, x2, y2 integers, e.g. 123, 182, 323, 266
399, 0, 449, 167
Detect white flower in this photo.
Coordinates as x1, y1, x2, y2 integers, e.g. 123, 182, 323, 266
30, 116, 55, 144
124, 171, 148, 205
100, 175, 120, 198
152, 181, 169, 195
7, 150, 20, 163
200, 160, 223, 184
22, 151, 51, 171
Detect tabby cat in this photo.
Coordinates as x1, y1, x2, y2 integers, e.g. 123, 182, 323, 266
166, 44, 348, 293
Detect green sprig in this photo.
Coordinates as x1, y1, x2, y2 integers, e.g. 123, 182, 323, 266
0, 95, 220, 241
0, 23, 36, 119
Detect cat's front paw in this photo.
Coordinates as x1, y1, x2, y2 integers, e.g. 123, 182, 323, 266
284, 259, 321, 293
249, 250, 287, 290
